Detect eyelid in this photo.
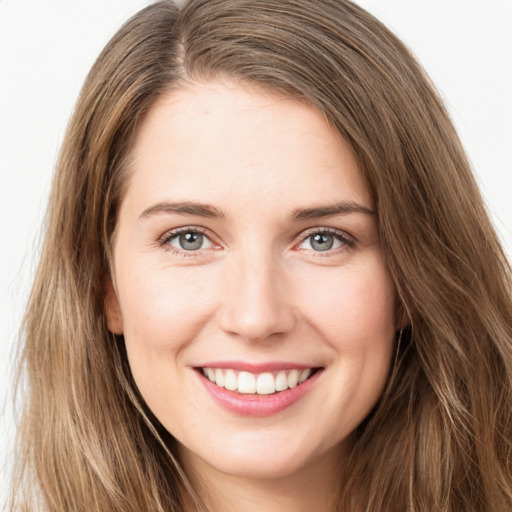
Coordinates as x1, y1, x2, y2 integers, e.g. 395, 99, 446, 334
157, 225, 355, 257
294, 226, 356, 251
158, 225, 212, 246
158, 226, 222, 258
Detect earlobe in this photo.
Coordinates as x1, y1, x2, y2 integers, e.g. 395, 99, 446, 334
104, 275, 124, 335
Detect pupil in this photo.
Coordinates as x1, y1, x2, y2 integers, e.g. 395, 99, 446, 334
179, 232, 203, 250
311, 233, 333, 251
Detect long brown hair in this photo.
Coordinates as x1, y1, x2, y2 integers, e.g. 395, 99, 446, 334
11, 1, 512, 510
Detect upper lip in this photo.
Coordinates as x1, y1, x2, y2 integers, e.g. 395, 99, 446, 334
195, 361, 320, 372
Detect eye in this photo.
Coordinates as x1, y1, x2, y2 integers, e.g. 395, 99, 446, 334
304, 233, 339, 251
296, 229, 354, 253
164, 229, 214, 251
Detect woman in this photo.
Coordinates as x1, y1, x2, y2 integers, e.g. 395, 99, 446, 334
11, 1, 512, 511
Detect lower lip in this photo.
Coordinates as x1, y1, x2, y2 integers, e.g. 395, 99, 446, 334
197, 369, 323, 417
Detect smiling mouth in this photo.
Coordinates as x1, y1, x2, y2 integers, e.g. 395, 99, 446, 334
198, 367, 321, 395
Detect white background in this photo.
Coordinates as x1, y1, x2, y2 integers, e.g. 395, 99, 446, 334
1, 0, 511, 503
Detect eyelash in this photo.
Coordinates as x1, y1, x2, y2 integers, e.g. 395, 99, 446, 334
295, 227, 356, 256
159, 226, 216, 258
158, 226, 356, 258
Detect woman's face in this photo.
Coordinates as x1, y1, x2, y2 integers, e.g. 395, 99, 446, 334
106, 81, 398, 481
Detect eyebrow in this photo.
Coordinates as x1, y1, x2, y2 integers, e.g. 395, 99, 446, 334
290, 202, 375, 221
139, 201, 225, 220
138, 200, 374, 222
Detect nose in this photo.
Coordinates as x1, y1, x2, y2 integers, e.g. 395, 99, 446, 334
217, 250, 296, 343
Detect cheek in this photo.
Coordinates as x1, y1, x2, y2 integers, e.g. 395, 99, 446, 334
299, 261, 397, 348
117, 264, 214, 350
114, 262, 227, 408
300, 263, 397, 433
114, 266, 211, 416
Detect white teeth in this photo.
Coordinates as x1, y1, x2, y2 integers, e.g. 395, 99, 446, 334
256, 372, 275, 395
224, 370, 238, 391
201, 367, 316, 395
238, 371, 256, 394
298, 368, 311, 383
275, 371, 288, 391
215, 368, 225, 388
287, 369, 299, 388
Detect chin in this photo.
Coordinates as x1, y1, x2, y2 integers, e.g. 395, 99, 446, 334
178, 427, 344, 482
205, 449, 315, 480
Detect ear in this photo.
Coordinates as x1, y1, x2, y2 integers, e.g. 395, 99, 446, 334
103, 275, 124, 335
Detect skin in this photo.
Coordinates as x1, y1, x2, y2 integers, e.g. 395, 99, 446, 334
106, 81, 399, 512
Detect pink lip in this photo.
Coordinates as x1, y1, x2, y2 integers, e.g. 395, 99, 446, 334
196, 360, 315, 372
196, 368, 323, 417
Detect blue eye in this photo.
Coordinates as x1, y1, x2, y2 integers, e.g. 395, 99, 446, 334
298, 230, 352, 252
166, 230, 213, 251
310, 233, 337, 251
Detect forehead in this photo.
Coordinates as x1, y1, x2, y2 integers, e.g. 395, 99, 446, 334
122, 80, 371, 217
